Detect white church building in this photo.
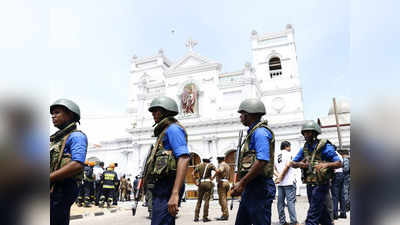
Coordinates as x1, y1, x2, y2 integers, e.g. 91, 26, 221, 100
84, 25, 350, 197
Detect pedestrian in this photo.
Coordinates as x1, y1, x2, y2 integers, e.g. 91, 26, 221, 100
212, 154, 230, 221
93, 161, 104, 206
143, 96, 190, 225
99, 163, 119, 208
290, 120, 342, 225
192, 157, 216, 222
127, 178, 132, 201
341, 149, 350, 212
274, 141, 299, 225
331, 150, 347, 219
231, 98, 276, 225
133, 175, 139, 198
50, 99, 87, 225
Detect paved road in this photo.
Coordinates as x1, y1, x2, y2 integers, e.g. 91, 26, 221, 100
71, 196, 350, 225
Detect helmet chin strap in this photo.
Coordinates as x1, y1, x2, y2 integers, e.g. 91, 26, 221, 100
306, 136, 317, 144
152, 113, 169, 127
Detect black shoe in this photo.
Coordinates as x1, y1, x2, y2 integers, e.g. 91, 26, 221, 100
203, 218, 211, 222
194, 218, 199, 222
146, 216, 151, 219
216, 216, 228, 221
339, 213, 347, 219
333, 215, 339, 220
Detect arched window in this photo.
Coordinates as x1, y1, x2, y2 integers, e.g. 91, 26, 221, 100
185, 152, 201, 199
269, 57, 282, 78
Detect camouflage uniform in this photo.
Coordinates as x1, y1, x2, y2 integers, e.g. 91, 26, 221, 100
145, 183, 154, 218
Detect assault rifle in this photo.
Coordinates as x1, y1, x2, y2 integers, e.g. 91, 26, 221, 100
230, 129, 243, 210
132, 144, 153, 216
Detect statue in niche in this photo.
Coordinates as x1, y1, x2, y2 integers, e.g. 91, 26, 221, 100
181, 83, 198, 115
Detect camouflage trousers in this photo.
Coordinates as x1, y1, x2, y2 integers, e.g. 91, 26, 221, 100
195, 181, 213, 220
146, 189, 153, 216
217, 181, 230, 218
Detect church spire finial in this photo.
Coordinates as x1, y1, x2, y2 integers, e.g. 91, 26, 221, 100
185, 37, 198, 51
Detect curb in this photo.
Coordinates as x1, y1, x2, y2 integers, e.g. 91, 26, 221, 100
70, 215, 83, 220
70, 207, 122, 220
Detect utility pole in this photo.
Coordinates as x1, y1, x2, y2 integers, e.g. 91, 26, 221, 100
332, 98, 343, 150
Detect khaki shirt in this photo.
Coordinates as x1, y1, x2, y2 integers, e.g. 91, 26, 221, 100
120, 178, 127, 190
216, 161, 230, 182
194, 162, 216, 180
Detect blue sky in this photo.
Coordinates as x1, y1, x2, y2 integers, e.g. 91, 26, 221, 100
3, 0, 396, 122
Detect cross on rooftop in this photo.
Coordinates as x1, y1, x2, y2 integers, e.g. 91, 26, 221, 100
185, 37, 198, 51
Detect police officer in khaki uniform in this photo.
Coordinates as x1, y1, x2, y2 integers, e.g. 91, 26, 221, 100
212, 154, 230, 221
192, 157, 216, 222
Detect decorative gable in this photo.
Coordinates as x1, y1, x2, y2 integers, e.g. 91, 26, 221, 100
168, 52, 213, 70
178, 56, 208, 68
165, 51, 221, 77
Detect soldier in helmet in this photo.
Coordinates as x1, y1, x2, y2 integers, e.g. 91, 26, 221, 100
290, 120, 342, 225
50, 99, 88, 225
212, 154, 231, 221
143, 96, 190, 225
231, 98, 276, 225
192, 157, 216, 222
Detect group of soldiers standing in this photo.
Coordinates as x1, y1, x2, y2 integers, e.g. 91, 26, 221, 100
49, 96, 350, 225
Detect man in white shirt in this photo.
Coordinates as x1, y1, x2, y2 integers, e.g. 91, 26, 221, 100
93, 161, 104, 206
274, 141, 298, 225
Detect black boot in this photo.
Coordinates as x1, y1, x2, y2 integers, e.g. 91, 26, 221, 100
216, 216, 228, 221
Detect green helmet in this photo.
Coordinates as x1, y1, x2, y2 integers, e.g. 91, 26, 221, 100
148, 96, 179, 116
237, 98, 266, 115
301, 120, 321, 135
50, 98, 81, 121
